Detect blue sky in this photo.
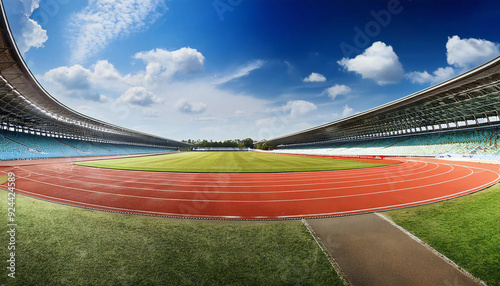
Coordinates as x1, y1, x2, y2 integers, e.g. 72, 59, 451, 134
4, 0, 500, 141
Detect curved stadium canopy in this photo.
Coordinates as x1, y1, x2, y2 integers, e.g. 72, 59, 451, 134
0, 2, 189, 148
266, 56, 500, 147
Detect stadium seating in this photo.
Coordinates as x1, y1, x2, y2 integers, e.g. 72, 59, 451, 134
0, 129, 176, 161
273, 127, 500, 159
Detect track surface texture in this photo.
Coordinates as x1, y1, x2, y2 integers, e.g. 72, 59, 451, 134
1, 156, 499, 220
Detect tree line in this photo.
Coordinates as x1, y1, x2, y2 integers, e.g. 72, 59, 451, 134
180, 138, 275, 150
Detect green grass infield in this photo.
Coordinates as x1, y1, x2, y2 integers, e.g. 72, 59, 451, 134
75, 151, 387, 173
0, 192, 342, 285
384, 184, 500, 285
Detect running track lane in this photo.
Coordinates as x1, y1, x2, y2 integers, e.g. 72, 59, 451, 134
0, 157, 499, 220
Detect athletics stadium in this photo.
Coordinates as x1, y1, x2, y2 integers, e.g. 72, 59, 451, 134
0, 1, 498, 285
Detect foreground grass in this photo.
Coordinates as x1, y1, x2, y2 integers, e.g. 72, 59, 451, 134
76, 151, 387, 173
0, 192, 341, 285
384, 184, 500, 285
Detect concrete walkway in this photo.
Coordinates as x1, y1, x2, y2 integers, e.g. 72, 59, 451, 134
306, 213, 482, 286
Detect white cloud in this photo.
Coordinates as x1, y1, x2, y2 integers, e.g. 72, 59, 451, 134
195, 116, 219, 121
99, 95, 112, 102
255, 117, 286, 131
93, 60, 123, 82
19, 18, 47, 52
407, 67, 455, 84
132, 48, 205, 83
446, 35, 500, 69
216, 60, 265, 84
11, 0, 48, 54
303, 72, 326, 82
435, 67, 455, 80
40, 49, 275, 140
19, 0, 40, 14
175, 99, 208, 114
43, 64, 92, 90
407, 35, 499, 86
258, 100, 319, 140
282, 100, 317, 118
117, 87, 162, 106
256, 99, 327, 141
338, 41, 404, 85
42, 61, 128, 101
234, 110, 246, 116
42, 64, 103, 101
42, 49, 206, 102
69, 0, 167, 63
325, 84, 351, 100
342, 105, 354, 117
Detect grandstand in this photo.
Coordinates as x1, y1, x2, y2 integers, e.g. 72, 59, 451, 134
0, 129, 176, 160
273, 125, 500, 159
266, 56, 500, 159
0, 3, 188, 161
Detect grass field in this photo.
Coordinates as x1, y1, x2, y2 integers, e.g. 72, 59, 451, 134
0, 192, 342, 285
75, 151, 387, 173
384, 184, 500, 285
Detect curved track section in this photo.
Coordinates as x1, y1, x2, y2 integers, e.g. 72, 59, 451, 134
1, 158, 499, 219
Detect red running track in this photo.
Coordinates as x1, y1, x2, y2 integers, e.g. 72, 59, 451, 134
1, 157, 499, 219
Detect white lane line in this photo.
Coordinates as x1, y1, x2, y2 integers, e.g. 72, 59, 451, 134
69, 158, 414, 177
8, 166, 499, 220
5, 159, 499, 220
59, 161, 430, 185
14, 161, 438, 190
35, 160, 418, 184
6, 187, 214, 218
13, 162, 452, 195
11, 164, 479, 203
278, 169, 500, 218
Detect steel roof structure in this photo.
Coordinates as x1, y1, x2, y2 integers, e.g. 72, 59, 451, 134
0, 2, 189, 148
266, 56, 500, 147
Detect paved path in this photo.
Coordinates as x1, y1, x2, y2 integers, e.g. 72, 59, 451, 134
306, 213, 482, 286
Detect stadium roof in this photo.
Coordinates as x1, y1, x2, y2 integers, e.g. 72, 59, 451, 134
266, 56, 500, 147
0, 2, 189, 148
